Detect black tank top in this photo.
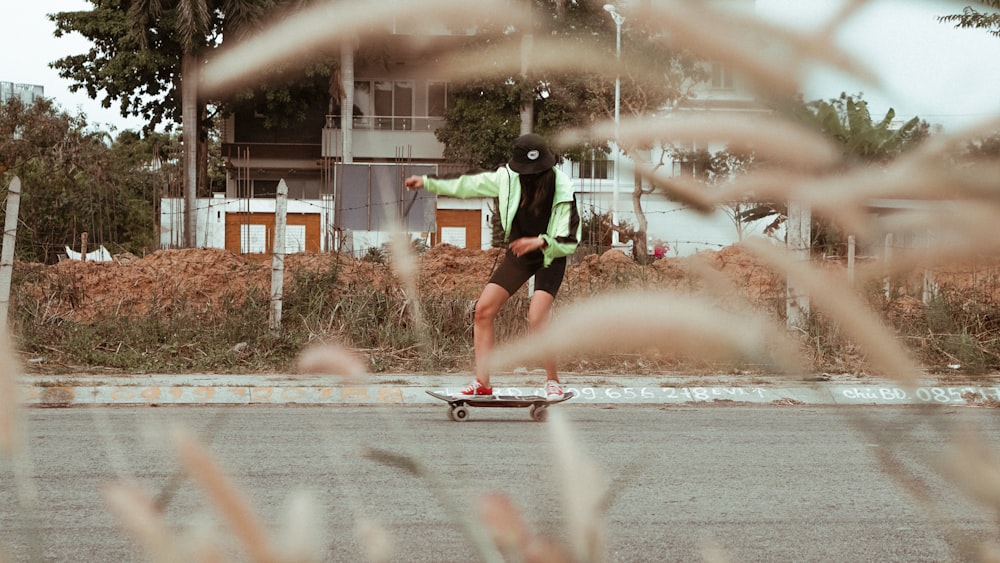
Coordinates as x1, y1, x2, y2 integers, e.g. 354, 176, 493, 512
510, 183, 554, 242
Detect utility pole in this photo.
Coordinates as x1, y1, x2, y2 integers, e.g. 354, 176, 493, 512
604, 4, 625, 246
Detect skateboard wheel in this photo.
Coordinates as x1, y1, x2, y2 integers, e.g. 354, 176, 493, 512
529, 404, 547, 422
451, 406, 470, 421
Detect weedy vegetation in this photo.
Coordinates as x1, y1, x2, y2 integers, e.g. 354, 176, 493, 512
4, 0, 1000, 561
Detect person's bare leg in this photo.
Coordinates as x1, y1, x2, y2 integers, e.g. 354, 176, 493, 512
473, 283, 510, 388
527, 290, 557, 381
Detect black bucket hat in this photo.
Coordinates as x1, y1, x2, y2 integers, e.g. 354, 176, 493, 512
508, 133, 556, 174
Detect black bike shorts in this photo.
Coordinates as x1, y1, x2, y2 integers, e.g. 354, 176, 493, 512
488, 250, 567, 298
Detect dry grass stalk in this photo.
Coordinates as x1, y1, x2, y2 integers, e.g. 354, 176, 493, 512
354, 517, 393, 563
387, 229, 425, 331
477, 492, 571, 563
491, 290, 803, 375
633, 161, 717, 213
744, 238, 924, 385
871, 204, 1000, 268
177, 516, 228, 563
909, 115, 1000, 158
414, 37, 621, 86
938, 425, 1000, 513
297, 341, 367, 382
201, 0, 530, 95
548, 409, 606, 562
699, 540, 735, 563
861, 429, 991, 562
561, 113, 841, 172
650, 0, 879, 88
630, 1, 874, 98
362, 448, 504, 562
79, 0, 1000, 560
477, 492, 530, 554
714, 122, 1000, 242
276, 490, 325, 563
800, 159, 1000, 210
819, 0, 871, 39
103, 481, 184, 563
172, 427, 278, 562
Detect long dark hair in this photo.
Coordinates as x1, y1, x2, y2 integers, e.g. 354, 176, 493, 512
518, 168, 556, 214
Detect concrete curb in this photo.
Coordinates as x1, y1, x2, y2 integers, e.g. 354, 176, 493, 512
17, 375, 1000, 408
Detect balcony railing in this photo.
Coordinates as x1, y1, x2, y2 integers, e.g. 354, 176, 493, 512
325, 114, 446, 132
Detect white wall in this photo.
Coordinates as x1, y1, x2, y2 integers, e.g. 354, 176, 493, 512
561, 158, 782, 256
160, 195, 430, 256
160, 196, 332, 251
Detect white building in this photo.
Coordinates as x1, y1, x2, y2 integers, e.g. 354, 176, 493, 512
0, 82, 44, 105
161, 0, 772, 257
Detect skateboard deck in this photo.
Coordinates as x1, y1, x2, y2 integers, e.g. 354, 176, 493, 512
426, 390, 574, 422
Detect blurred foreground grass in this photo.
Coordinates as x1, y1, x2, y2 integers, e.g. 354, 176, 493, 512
5, 0, 1000, 561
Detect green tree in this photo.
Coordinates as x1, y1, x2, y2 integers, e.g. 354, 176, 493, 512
795, 93, 928, 166
435, 79, 529, 171
939, 1, 1000, 37
959, 132, 1000, 159
50, 0, 326, 248
0, 98, 165, 262
739, 93, 929, 255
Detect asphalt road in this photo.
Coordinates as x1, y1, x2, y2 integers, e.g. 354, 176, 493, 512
1, 404, 998, 562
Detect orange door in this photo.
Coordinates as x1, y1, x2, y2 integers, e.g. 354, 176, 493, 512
435, 209, 482, 249
225, 213, 321, 254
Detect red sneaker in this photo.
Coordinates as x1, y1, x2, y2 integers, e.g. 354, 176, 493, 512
545, 380, 563, 401
452, 379, 493, 397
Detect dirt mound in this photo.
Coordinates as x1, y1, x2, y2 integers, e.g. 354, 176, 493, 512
17, 242, 994, 328
12, 244, 791, 325
15, 243, 1000, 376
417, 245, 505, 299
17, 249, 268, 324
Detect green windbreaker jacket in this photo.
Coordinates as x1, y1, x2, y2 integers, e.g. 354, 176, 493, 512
422, 165, 581, 267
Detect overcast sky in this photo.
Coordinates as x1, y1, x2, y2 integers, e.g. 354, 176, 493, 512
3, 0, 999, 132
757, 0, 1000, 131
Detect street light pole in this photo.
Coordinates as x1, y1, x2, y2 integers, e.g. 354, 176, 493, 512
604, 4, 624, 247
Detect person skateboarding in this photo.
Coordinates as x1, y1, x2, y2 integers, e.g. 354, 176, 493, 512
404, 133, 582, 400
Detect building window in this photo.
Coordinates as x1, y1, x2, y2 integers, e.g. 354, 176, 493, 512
423, 81, 452, 131
710, 62, 734, 90
373, 80, 413, 130
672, 159, 696, 177
393, 80, 413, 130
338, 80, 450, 131
574, 159, 612, 179
351, 80, 414, 131
252, 179, 279, 198
428, 82, 448, 117
373, 81, 393, 130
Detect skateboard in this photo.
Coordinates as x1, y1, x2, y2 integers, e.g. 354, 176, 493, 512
426, 390, 575, 422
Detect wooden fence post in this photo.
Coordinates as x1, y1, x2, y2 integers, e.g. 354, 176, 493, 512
269, 179, 288, 331
786, 200, 811, 331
